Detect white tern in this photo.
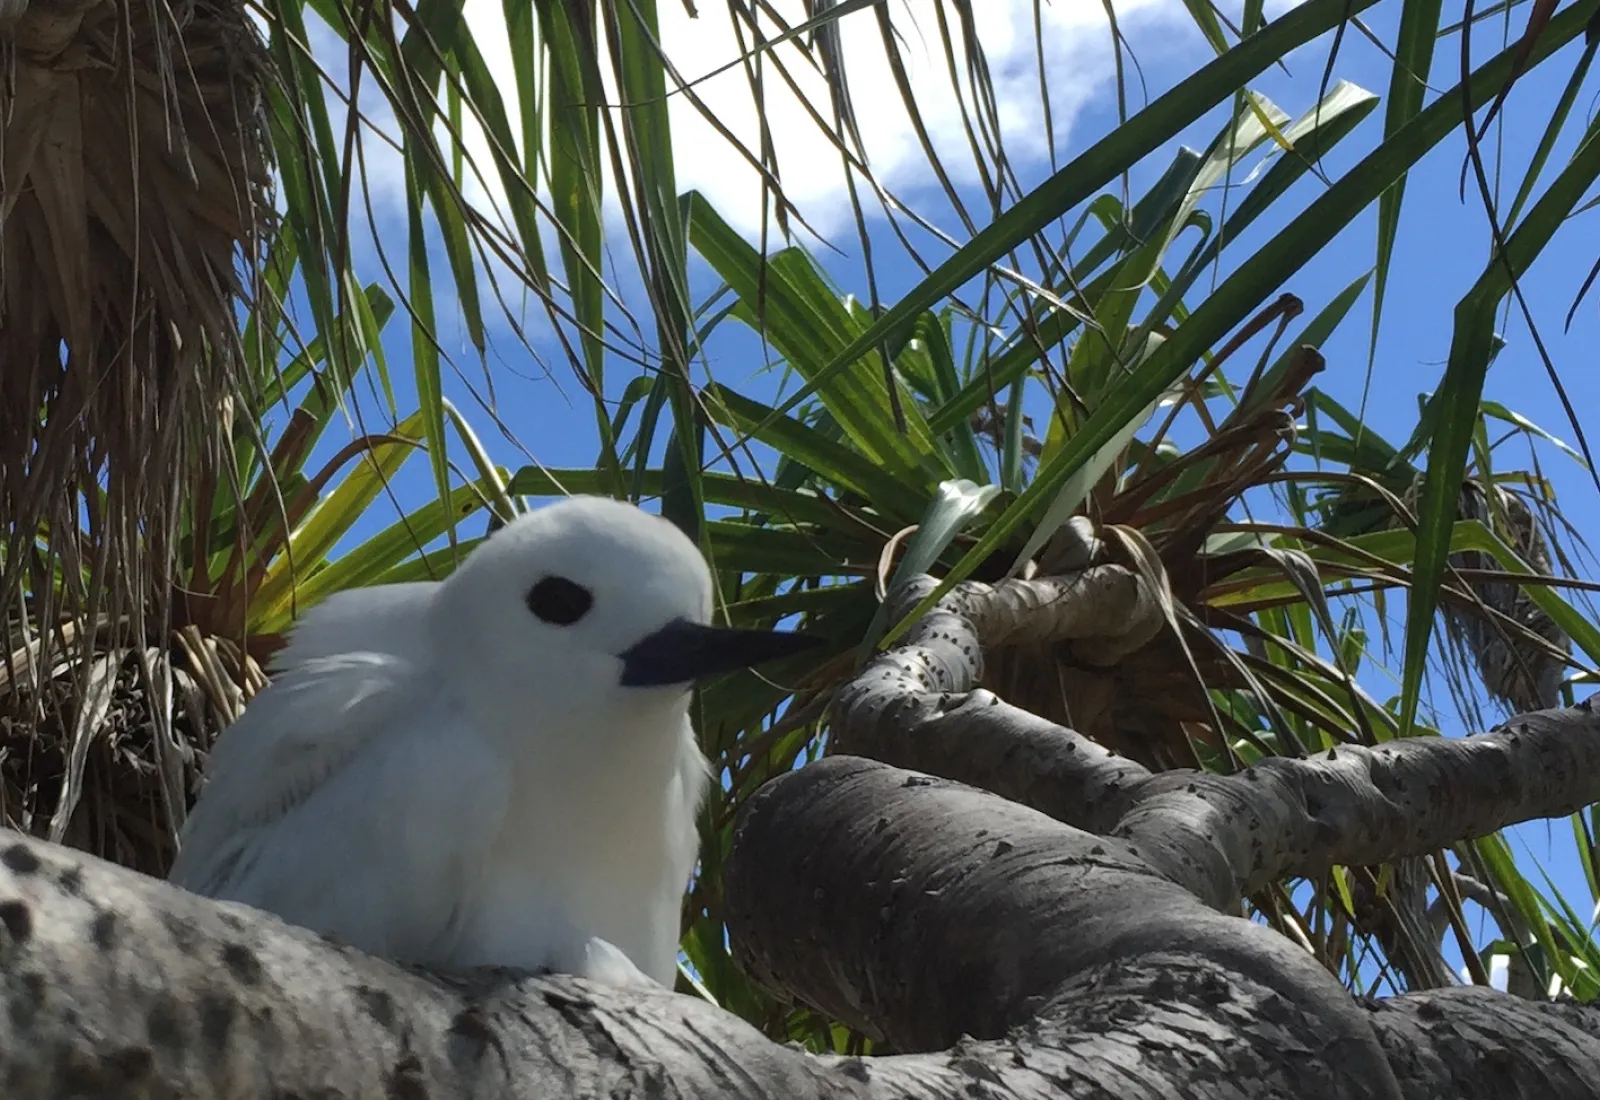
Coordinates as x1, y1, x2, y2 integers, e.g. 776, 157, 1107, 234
168, 495, 822, 987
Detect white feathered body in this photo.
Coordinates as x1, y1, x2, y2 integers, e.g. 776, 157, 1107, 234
170, 572, 711, 986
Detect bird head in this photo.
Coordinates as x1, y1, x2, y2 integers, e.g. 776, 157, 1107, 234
429, 496, 824, 744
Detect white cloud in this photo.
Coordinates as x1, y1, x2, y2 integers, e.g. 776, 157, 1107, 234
649, 0, 1187, 238
323, 0, 1193, 245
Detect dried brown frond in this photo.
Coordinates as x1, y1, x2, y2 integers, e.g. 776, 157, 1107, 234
1437, 479, 1571, 715
0, 0, 272, 676
0, 602, 262, 871
0, 0, 272, 868
982, 350, 1319, 771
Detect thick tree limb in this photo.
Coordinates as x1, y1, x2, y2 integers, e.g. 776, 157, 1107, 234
833, 685, 1147, 833
4, 756, 1598, 1099
724, 755, 1399, 1083
0, 826, 860, 1098
5, 568, 1600, 1098
1366, 986, 1600, 1092
835, 573, 1600, 910
833, 572, 1157, 832
1114, 701, 1600, 907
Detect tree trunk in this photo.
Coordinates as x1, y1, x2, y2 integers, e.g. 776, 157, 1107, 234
3, 570, 1599, 1098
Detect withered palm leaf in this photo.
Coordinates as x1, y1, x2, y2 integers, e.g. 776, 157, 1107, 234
0, 0, 272, 665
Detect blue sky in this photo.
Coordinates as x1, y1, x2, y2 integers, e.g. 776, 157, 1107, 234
289, 0, 1600, 978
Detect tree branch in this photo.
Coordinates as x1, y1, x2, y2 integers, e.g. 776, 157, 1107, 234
835, 574, 1600, 911
5, 570, 1600, 1098
1114, 701, 1600, 906
3, 754, 1598, 1098
833, 572, 1158, 833
725, 755, 1398, 1085
0, 827, 900, 1099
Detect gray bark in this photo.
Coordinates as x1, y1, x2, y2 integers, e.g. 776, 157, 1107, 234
834, 575, 1600, 908
2, 570, 1598, 1098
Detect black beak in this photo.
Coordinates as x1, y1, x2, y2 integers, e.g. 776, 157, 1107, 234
619, 618, 827, 688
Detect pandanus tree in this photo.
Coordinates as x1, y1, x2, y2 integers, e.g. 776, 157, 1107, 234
2, 0, 1600, 1095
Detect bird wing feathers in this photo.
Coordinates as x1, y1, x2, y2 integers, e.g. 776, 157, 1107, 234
169, 652, 510, 964
272, 582, 439, 671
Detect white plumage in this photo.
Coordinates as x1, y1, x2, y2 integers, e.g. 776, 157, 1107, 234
169, 495, 818, 987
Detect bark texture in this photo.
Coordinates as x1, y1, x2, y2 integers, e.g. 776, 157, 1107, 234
2, 570, 1598, 1098
834, 574, 1600, 909
3, 756, 1599, 1099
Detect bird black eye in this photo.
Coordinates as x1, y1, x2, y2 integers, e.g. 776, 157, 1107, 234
525, 576, 594, 626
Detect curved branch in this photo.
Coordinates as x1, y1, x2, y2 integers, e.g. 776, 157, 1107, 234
840, 574, 1600, 914
6, 573, 1600, 1099
2, 766, 1598, 1099
1114, 702, 1600, 907
885, 569, 1167, 664
1367, 987, 1600, 1092
833, 570, 1160, 832
725, 755, 1401, 1099
833, 687, 1147, 833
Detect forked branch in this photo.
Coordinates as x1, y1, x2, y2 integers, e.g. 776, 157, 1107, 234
831, 572, 1600, 909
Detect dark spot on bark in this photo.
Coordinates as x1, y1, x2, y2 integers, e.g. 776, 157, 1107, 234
200, 994, 235, 1051
89, 910, 117, 951
0, 900, 32, 944
542, 989, 628, 1062
949, 1056, 1004, 1085
58, 866, 84, 895
1416, 999, 1445, 1020
162, 911, 200, 953
146, 994, 185, 1051
1195, 969, 1231, 1005
838, 1058, 871, 1082
8, 971, 45, 1029
357, 986, 397, 1031
105, 1046, 154, 1082
222, 942, 263, 986
992, 840, 1014, 858
387, 1053, 429, 1100
55, 1045, 155, 1095
447, 1006, 502, 1068
1, 845, 40, 875
1147, 969, 1180, 1000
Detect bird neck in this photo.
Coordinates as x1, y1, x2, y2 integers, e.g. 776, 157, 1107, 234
470, 685, 696, 787
491, 694, 703, 879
